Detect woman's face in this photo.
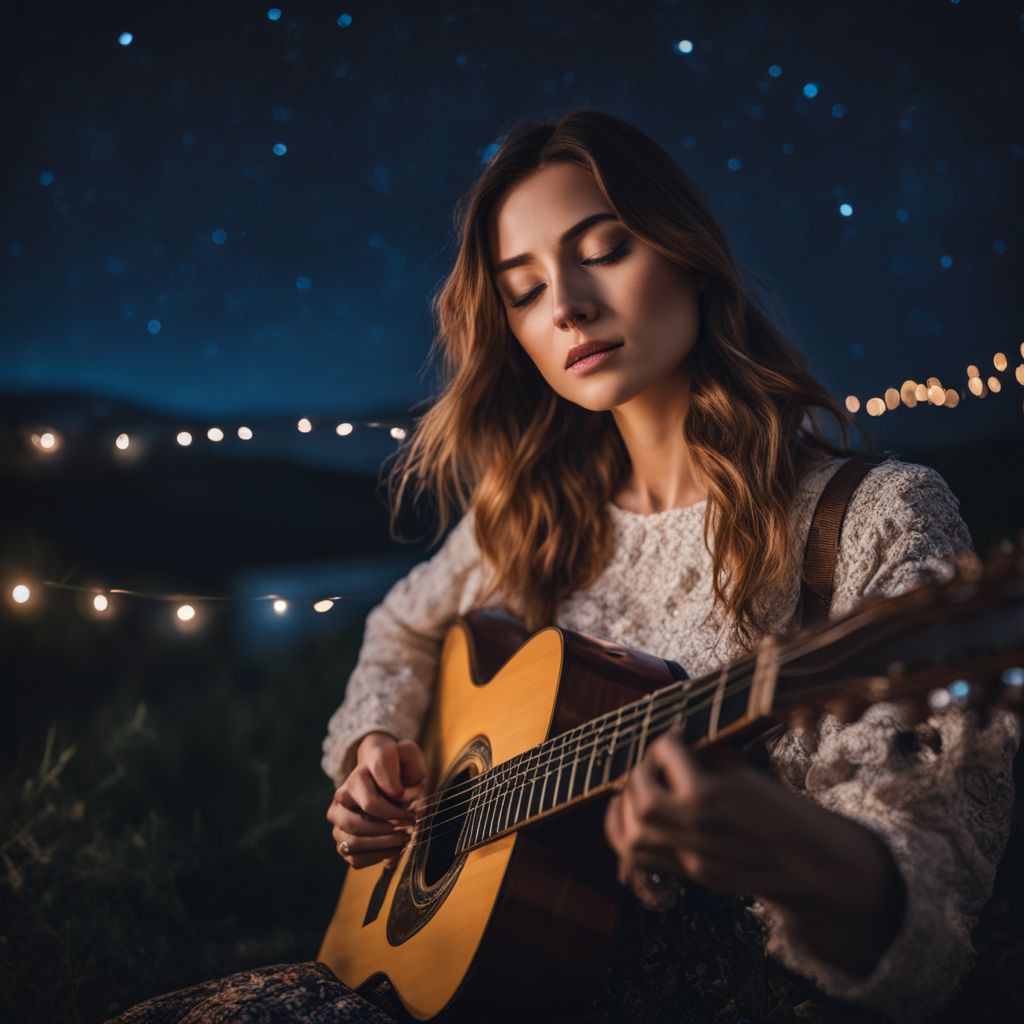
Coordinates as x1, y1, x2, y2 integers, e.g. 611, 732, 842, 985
487, 161, 703, 412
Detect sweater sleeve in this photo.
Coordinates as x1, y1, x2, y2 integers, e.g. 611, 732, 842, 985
755, 459, 1020, 1022
320, 509, 484, 787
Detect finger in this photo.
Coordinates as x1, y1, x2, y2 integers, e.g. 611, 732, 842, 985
396, 740, 426, 791
603, 794, 625, 852
332, 826, 409, 854
645, 735, 700, 799
365, 742, 405, 802
348, 769, 417, 822
328, 802, 409, 837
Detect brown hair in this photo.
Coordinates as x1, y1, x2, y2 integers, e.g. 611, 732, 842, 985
381, 109, 866, 646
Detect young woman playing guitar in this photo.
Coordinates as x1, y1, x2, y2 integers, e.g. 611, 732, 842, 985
111, 110, 1019, 1024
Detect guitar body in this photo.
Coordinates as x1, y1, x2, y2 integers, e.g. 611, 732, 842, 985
317, 608, 683, 1021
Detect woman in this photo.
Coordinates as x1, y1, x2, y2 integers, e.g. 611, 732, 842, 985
110, 110, 1017, 1023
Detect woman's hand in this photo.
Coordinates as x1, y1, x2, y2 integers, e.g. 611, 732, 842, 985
603, 731, 906, 978
326, 731, 426, 869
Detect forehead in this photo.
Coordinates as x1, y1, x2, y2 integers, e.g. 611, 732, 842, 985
487, 162, 610, 266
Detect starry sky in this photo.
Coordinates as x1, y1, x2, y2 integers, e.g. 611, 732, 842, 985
3, 0, 1022, 439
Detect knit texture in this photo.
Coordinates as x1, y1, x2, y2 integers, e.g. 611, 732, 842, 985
321, 456, 1018, 1022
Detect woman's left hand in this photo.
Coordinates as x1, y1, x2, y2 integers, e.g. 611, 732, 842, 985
603, 731, 906, 977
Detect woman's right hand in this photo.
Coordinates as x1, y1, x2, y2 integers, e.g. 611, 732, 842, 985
325, 731, 426, 869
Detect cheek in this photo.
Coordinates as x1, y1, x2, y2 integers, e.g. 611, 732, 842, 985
625, 259, 700, 337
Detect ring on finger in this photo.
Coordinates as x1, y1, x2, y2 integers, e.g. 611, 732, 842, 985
338, 840, 351, 856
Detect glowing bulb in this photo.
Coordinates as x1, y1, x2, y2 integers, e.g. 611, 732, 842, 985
1015, 365, 1024, 386
928, 385, 946, 405
988, 376, 1002, 393
915, 383, 928, 402
273, 599, 288, 614
314, 599, 334, 613
115, 433, 130, 450
12, 584, 30, 603
926, 376, 942, 389
968, 376, 984, 397
177, 604, 195, 621
39, 431, 57, 450
884, 387, 900, 410
966, 364, 979, 378
335, 422, 353, 436
237, 426, 253, 440
866, 397, 885, 417
208, 427, 224, 442
93, 594, 109, 612
944, 389, 960, 408
900, 381, 918, 407
177, 431, 193, 447
297, 418, 312, 433
994, 352, 1008, 372
844, 395, 860, 413
1020, 341, 1024, 359
390, 426, 407, 440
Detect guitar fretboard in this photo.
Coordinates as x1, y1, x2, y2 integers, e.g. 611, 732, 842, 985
452, 656, 757, 854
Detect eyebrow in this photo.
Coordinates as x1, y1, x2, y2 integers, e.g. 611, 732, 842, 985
491, 211, 620, 277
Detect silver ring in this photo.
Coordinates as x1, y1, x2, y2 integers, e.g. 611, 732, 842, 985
338, 840, 351, 856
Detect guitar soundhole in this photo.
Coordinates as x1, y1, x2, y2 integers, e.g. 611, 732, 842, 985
387, 736, 491, 946
423, 766, 473, 888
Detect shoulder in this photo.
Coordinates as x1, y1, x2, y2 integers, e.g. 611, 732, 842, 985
823, 456, 974, 614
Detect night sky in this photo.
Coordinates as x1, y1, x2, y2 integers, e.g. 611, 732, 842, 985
2, 1, 1022, 438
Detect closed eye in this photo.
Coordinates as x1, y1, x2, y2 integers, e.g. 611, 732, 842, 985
509, 242, 631, 310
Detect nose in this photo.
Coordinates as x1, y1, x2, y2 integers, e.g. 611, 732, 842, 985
544, 260, 597, 330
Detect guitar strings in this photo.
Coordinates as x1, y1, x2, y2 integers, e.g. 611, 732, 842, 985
407, 669, 756, 852
400, 653, 758, 820
404, 661, 748, 820
403, 665, 760, 852
396, 575, 918, 822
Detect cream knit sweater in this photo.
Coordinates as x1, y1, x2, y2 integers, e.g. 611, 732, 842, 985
321, 455, 1018, 1022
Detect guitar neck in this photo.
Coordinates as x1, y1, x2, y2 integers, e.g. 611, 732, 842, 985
455, 656, 763, 854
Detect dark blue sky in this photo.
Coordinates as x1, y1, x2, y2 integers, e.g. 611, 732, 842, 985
3, 1, 1021, 432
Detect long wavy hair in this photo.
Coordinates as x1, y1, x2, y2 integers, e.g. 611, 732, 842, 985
380, 109, 868, 646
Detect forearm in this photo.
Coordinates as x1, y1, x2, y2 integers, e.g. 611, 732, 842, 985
774, 811, 907, 978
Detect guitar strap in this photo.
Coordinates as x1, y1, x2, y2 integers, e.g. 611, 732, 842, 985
744, 451, 890, 768
797, 451, 890, 631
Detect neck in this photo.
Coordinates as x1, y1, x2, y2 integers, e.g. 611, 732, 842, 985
454, 654, 762, 854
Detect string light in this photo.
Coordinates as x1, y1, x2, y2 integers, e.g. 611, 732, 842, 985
93, 594, 109, 612
237, 426, 253, 440
176, 431, 193, 446
12, 584, 31, 604
208, 427, 224, 442
176, 604, 196, 622
313, 599, 335, 613
273, 599, 288, 614
840, 345, 1021, 415
297, 418, 312, 432
116, 433, 130, 450
30, 430, 62, 452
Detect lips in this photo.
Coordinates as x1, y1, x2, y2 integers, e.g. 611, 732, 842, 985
565, 340, 623, 369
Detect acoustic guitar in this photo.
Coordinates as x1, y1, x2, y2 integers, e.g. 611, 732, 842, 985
318, 535, 1024, 1022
